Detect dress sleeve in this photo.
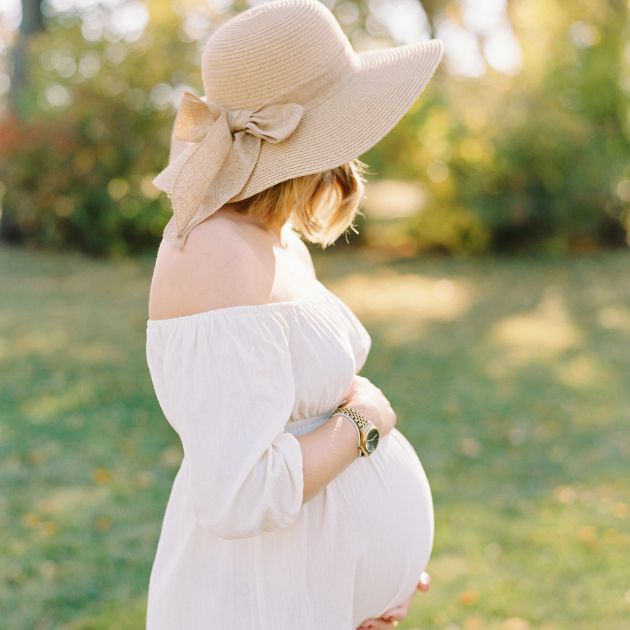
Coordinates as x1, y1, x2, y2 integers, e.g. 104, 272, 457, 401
151, 309, 303, 540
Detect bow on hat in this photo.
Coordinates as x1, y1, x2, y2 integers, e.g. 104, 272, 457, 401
153, 91, 304, 249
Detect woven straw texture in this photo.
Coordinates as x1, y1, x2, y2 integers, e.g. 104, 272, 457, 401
153, 0, 444, 250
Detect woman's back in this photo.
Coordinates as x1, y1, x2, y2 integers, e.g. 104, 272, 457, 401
148, 208, 317, 322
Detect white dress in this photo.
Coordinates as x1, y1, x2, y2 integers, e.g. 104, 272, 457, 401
145, 276, 434, 630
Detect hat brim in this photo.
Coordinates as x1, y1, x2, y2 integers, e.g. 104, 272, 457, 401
229, 38, 444, 202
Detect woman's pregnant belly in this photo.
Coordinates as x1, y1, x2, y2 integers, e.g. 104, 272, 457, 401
310, 427, 435, 626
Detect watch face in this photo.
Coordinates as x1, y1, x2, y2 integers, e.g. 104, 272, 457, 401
365, 428, 379, 453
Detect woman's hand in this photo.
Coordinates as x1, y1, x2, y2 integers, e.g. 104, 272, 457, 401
356, 572, 431, 629
342, 375, 397, 438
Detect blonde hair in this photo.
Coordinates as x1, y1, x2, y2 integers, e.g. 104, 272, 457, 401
227, 158, 370, 248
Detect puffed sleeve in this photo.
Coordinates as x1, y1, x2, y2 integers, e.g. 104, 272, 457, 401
146, 309, 303, 540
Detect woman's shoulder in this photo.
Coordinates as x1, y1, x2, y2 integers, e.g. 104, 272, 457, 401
149, 215, 276, 321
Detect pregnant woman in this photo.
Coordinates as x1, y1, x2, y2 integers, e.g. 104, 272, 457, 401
145, 1, 443, 628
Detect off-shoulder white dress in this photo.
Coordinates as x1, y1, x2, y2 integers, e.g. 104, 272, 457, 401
145, 277, 434, 630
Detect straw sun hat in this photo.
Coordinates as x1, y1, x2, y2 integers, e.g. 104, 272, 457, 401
152, 0, 444, 251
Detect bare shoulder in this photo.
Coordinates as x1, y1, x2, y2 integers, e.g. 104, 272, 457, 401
283, 224, 316, 279
148, 217, 272, 320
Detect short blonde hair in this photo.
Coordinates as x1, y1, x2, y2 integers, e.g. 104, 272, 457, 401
227, 158, 370, 248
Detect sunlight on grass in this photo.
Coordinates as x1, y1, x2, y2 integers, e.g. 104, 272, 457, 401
553, 353, 606, 389
36, 486, 110, 516
21, 381, 97, 423
10, 329, 69, 357
331, 271, 472, 344
489, 287, 581, 364
597, 305, 630, 332
68, 342, 127, 363
2, 246, 630, 628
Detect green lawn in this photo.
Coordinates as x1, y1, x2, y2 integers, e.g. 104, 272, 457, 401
1, 244, 629, 629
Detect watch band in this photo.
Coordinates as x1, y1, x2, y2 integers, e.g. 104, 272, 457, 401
334, 408, 362, 457
332, 404, 377, 457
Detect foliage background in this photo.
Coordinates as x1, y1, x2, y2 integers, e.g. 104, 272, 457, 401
0, 0, 629, 256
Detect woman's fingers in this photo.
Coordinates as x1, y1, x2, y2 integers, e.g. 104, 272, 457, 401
380, 597, 411, 621
382, 571, 431, 619
357, 572, 431, 629
417, 571, 430, 592
357, 619, 399, 629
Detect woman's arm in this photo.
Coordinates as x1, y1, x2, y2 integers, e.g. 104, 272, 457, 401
297, 413, 362, 503
298, 375, 398, 503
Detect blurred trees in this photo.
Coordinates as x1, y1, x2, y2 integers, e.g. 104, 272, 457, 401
365, 0, 630, 254
9, 0, 45, 112
1, 0, 45, 241
0, 0, 201, 255
0, 0, 629, 256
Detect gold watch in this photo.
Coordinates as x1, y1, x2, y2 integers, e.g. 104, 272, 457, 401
333, 403, 380, 457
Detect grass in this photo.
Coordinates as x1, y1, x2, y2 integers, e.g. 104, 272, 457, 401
1, 243, 629, 629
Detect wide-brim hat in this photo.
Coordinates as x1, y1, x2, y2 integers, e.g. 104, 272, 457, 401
153, 0, 444, 251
